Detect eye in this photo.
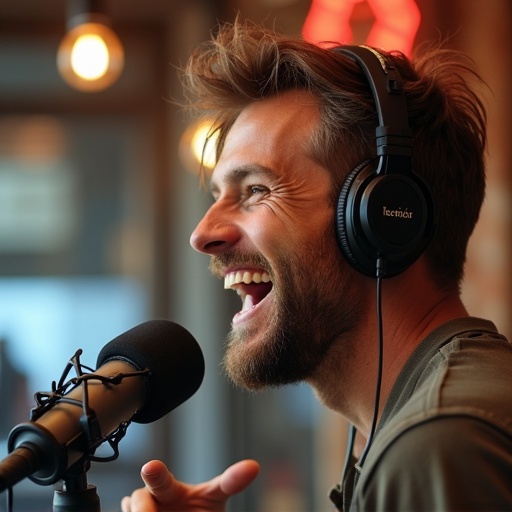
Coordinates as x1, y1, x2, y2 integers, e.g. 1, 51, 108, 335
249, 185, 268, 195
242, 184, 269, 207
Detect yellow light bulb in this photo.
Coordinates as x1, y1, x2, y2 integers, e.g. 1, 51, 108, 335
70, 34, 110, 81
57, 22, 124, 92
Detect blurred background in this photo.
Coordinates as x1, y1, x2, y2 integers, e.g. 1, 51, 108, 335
0, 0, 510, 510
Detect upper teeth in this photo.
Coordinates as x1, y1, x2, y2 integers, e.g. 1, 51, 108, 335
224, 270, 271, 289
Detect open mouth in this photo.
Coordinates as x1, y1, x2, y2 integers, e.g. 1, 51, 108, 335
224, 269, 273, 313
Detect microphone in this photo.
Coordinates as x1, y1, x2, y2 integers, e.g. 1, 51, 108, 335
0, 320, 205, 492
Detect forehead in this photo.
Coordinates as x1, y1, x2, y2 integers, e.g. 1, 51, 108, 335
210, 90, 321, 188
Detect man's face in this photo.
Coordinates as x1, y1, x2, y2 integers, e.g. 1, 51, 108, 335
190, 90, 364, 390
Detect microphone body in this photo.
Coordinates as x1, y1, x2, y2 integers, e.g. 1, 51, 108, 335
5, 360, 144, 488
0, 320, 204, 492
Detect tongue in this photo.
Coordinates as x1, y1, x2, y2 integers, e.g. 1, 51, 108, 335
240, 282, 272, 312
242, 294, 256, 312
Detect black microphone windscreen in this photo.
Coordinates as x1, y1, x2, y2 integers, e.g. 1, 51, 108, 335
96, 320, 205, 424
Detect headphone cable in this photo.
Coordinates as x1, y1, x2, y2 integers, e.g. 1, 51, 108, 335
358, 256, 385, 468
329, 257, 386, 508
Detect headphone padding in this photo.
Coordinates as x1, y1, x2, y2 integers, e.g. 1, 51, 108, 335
336, 160, 376, 275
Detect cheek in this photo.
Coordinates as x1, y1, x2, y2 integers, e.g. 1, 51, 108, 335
243, 206, 336, 262
244, 213, 288, 248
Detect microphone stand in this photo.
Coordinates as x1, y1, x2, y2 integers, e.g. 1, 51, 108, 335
53, 460, 100, 512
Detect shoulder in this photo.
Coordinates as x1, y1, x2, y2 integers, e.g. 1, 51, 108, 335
357, 415, 512, 511
402, 329, 512, 431
429, 331, 512, 426
353, 326, 512, 511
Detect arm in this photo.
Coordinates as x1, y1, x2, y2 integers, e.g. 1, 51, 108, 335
121, 459, 260, 512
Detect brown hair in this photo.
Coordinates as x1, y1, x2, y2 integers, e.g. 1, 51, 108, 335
181, 19, 487, 288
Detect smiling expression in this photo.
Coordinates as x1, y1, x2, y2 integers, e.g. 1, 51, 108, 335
190, 90, 364, 389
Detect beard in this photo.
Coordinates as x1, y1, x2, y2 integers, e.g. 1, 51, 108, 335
210, 225, 364, 390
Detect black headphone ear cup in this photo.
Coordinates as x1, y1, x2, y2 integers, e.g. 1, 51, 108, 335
336, 159, 435, 277
336, 160, 376, 275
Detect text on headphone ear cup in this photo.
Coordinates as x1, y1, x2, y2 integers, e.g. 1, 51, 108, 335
336, 159, 435, 277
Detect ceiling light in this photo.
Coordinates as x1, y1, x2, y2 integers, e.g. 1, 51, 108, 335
57, 0, 124, 92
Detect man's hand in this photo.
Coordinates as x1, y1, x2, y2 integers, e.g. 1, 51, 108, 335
121, 459, 260, 512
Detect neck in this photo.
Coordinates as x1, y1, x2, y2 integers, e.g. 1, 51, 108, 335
307, 259, 468, 437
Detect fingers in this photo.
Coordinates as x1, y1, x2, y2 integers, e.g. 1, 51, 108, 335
121, 459, 259, 512
121, 460, 180, 512
121, 490, 159, 512
219, 459, 260, 496
139, 460, 186, 504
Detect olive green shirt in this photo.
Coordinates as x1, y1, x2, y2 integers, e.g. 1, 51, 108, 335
343, 317, 512, 511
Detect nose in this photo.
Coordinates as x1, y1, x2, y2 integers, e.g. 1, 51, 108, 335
190, 202, 241, 255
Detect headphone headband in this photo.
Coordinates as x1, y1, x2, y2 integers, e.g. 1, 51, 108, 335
336, 46, 413, 161
334, 45, 435, 277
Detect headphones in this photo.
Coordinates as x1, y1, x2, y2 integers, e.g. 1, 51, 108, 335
334, 46, 435, 278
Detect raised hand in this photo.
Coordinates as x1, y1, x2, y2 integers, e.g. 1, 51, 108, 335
121, 459, 260, 512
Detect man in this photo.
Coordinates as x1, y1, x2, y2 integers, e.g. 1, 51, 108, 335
122, 20, 512, 512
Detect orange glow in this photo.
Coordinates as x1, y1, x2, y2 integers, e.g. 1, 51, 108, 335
302, 0, 421, 56
57, 22, 124, 92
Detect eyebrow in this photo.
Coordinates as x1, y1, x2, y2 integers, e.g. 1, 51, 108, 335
209, 164, 277, 195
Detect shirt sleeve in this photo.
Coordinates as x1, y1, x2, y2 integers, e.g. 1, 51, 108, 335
358, 415, 512, 511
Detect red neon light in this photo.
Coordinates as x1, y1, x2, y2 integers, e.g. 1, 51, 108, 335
302, 0, 421, 56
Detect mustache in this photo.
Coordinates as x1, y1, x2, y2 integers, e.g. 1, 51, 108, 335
209, 250, 271, 278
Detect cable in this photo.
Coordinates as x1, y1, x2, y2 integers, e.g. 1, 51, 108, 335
329, 256, 386, 509
358, 256, 385, 468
